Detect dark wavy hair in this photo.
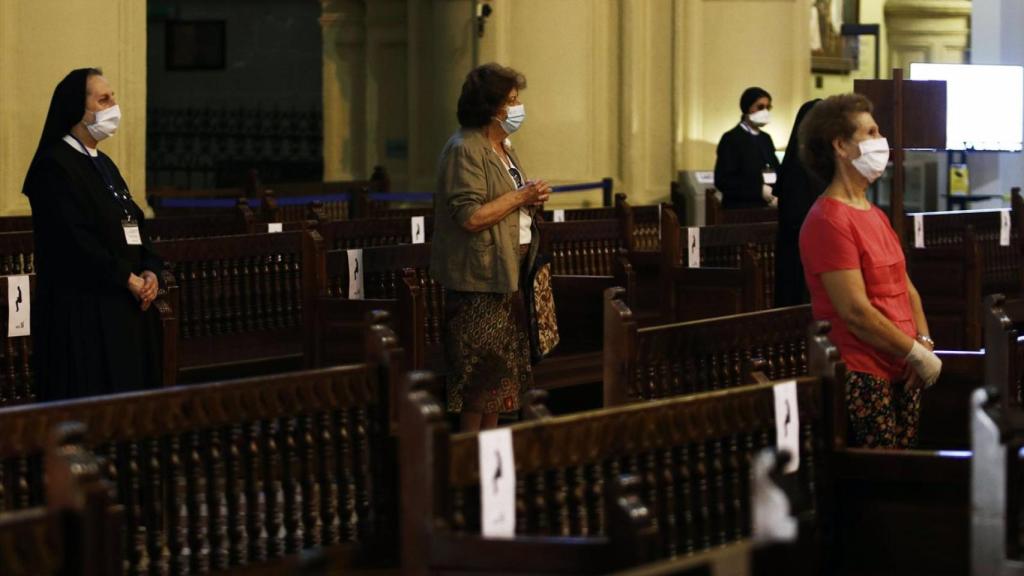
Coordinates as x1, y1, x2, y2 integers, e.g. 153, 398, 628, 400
456, 63, 527, 129
798, 93, 874, 184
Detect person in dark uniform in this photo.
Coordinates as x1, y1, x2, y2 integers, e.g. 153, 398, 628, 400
774, 99, 825, 306
714, 86, 781, 209
21, 68, 164, 401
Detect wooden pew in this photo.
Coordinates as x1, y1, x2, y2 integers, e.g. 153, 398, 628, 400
145, 209, 255, 241
983, 293, 1024, 415
907, 189, 1024, 299
0, 232, 35, 275
0, 422, 123, 576
705, 189, 778, 226
616, 196, 663, 324
603, 293, 813, 407
603, 287, 982, 449
0, 274, 37, 405
312, 245, 429, 370
0, 319, 403, 574
155, 230, 323, 383
0, 216, 33, 233
401, 370, 828, 575
537, 218, 623, 276
603, 290, 970, 574
261, 180, 373, 222
318, 217, 434, 250
907, 225, 983, 349
655, 207, 772, 322
0, 273, 178, 404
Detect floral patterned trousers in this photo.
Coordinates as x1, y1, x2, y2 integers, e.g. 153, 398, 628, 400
845, 370, 921, 448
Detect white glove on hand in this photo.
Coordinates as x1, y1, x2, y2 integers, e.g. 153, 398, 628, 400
905, 340, 942, 388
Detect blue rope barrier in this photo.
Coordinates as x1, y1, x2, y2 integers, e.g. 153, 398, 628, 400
158, 197, 245, 208
550, 181, 608, 193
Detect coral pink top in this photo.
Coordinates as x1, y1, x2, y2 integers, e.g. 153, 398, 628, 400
799, 197, 916, 380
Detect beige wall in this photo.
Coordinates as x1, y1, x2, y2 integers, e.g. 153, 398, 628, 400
323, 0, 811, 206
0, 1, 147, 216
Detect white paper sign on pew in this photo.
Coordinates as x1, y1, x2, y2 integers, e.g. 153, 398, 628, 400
1002, 210, 1012, 247
7, 275, 29, 337
267, 222, 283, 233
772, 380, 800, 474
687, 227, 700, 268
553, 209, 565, 223
347, 249, 363, 300
479, 427, 516, 538
914, 214, 925, 248
411, 216, 426, 244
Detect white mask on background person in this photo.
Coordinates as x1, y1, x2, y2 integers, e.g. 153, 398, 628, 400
498, 104, 525, 135
748, 109, 771, 126
850, 137, 890, 182
86, 104, 121, 141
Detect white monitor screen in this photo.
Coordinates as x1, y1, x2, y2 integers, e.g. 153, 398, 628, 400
909, 63, 1024, 152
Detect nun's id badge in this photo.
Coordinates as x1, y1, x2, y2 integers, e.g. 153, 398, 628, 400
123, 220, 142, 245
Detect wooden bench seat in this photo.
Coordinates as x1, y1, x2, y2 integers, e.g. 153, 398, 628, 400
0, 317, 403, 574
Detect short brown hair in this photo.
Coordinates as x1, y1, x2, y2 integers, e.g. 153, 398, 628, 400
457, 63, 526, 129
798, 93, 874, 184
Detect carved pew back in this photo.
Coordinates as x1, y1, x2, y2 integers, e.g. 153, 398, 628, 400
0, 274, 35, 406
907, 225, 983, 349
144, 213, 254, 241
538, 219, 623, 276
0, 216, 33, 233
0, 326, 401, 574
603, 288, 813, 406
401, 371, 827, 574
984, 294, 1024, 416
617, 195, 662, 252
318, 217, 434, 250
313, 246, 433, 374
658, 208, 772, 321
261, 180, 371, 222
908, 194, 1024, 297
0, 423, 122, 576
0, 232, 35, 275
155, 230, 323, 383
705, 189, 778, 226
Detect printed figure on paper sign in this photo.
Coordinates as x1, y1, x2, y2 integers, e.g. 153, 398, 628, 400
784, 400, 791, 437
15, 287, 22, 312
492, 450, 502, 494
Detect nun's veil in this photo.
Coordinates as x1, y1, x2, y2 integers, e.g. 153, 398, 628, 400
22, 68, 101, 198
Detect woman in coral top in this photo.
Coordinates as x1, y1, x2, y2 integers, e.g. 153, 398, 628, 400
798, 93, 942, 448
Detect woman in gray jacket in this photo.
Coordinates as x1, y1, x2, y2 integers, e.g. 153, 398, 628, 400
430, 63, 551, 431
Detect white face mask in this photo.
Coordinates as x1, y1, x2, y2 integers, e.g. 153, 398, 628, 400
850, 137, 890, 182
748, 109, 771, 126
86, 104, 121, 141
498, 104, 525, 135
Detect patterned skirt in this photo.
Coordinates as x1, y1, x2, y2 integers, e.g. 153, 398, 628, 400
845, 370, 921, 448
444, 286, 533, 414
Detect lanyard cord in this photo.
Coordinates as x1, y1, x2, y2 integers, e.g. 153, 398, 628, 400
68, 134, 134, 222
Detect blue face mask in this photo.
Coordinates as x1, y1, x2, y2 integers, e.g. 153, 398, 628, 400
498, 104, 525, 135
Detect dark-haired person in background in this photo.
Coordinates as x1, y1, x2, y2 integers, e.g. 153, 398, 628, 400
430, 63, 551, 432
774, 99, 825, 306
798, 93, 940, 448
714, 86, 781, 208
22, 68, 164, 401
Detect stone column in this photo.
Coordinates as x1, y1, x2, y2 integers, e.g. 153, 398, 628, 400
321, 0, 367, 181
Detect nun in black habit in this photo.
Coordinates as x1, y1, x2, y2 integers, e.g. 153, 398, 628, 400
22, 68, 164, 401
773, 99, 825, 307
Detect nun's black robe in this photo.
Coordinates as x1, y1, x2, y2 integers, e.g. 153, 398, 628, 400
26, 141, 163, 401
